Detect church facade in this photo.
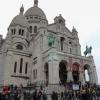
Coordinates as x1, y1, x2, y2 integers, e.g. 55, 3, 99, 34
0, 0, 98, 87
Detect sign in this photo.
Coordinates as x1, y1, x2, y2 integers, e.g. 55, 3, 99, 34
72, 84, 79, 90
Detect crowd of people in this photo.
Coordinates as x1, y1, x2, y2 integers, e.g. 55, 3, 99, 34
0, 82, 100, 100
59, 83, 100, 100
0, 85, 48, 100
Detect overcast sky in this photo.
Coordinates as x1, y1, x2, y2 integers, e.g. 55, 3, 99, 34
0, 0, 100, 83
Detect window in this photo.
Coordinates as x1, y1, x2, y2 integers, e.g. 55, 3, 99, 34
14, 62, 17, 73
70, 48, 72, 54
16, 45, 23, 50
33, 69, 37, 79
19, 58, 23, 73
59, 19, 63, 23
60, 37, 65, 51
14, 29, 16, 35
44, 63, 49, 84
69, 41, 72, 45
34, 26, 37, 33
22, 30, 24, 36
19, 29, 21, 35
11, 29, 14, 35
19, 29, 24, 36
30, 16, 33, 19
29, 26, 32, 33
25, 62, 28, 74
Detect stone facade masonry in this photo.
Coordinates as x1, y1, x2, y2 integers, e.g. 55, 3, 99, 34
0, 0, 98, 87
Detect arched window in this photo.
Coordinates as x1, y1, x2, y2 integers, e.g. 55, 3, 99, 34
14, 62, 17, 73
14, 29, 16, 35
44, 63, 49, 84
19, 29, 21, 35
60, 37, 65, 51
19, 58, 23, 73
34, 26, 37, 33
33, 69, 37, 79
11, 29, 14, 35
59, 19, 63, 24
22, 30, 24, 36
16, 45, 23, 50
29, 26, 32, 33
25, 62, 28, 74
70, 48, 72, 54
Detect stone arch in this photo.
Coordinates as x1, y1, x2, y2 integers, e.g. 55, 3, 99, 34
72, 62, 80, 82
44, 62, 49, 84
84, 64, 91, 82
13, 42, 27, 50
59, 60, 68, 85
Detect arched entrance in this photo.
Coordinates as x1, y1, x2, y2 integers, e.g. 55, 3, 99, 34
72, 63, 80, 82
44, 63, 49, 84
59, 61, 67, 85
84, 64, 90, 82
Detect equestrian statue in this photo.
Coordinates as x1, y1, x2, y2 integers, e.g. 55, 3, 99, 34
84, 45, 92, 56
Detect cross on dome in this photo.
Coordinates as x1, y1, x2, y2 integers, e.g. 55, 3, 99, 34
34, 0, 38, 6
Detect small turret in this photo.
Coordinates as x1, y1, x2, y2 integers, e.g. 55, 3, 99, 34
54, 14, 65, 25
72, 26, 78, 36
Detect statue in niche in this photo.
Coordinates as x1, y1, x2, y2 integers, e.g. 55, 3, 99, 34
48, 33, 56, 47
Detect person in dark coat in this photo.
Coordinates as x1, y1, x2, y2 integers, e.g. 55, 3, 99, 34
37, 91, 42, 100
51, 91, 55, 100
42, 91, 48, 100
33, 90, 38, 100
51, 91, 58, 100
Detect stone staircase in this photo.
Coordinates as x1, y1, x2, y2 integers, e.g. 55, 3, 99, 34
43, 84, 65, 94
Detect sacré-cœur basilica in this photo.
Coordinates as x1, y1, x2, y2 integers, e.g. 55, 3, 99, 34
0, 0, 98, 92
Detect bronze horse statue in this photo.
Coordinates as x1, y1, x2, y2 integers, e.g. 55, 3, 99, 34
84, 46, 92, 56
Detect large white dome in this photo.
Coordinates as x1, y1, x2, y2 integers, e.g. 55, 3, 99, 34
25, 6, 47, 20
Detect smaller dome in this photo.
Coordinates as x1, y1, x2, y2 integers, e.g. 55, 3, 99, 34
10, 14, 28, 27
9, 5, 28, 27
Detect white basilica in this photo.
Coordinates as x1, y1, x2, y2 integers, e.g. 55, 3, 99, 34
0, 0, 98, 87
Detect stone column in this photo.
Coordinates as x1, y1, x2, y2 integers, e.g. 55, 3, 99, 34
48, 49, 59, 84
48, 61, 53, 84
88, 55, 98, 84
79, 59, 85, 85
88, 70, 93, 83
79, 70, 85, 85
67, 67, 73, 82
67, 57, 73, 82
90, 66, 98, 84
48, 60, 59, 84
94, 67, 98, 84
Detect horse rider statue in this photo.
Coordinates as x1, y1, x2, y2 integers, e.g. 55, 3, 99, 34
84, 45, 92, 56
